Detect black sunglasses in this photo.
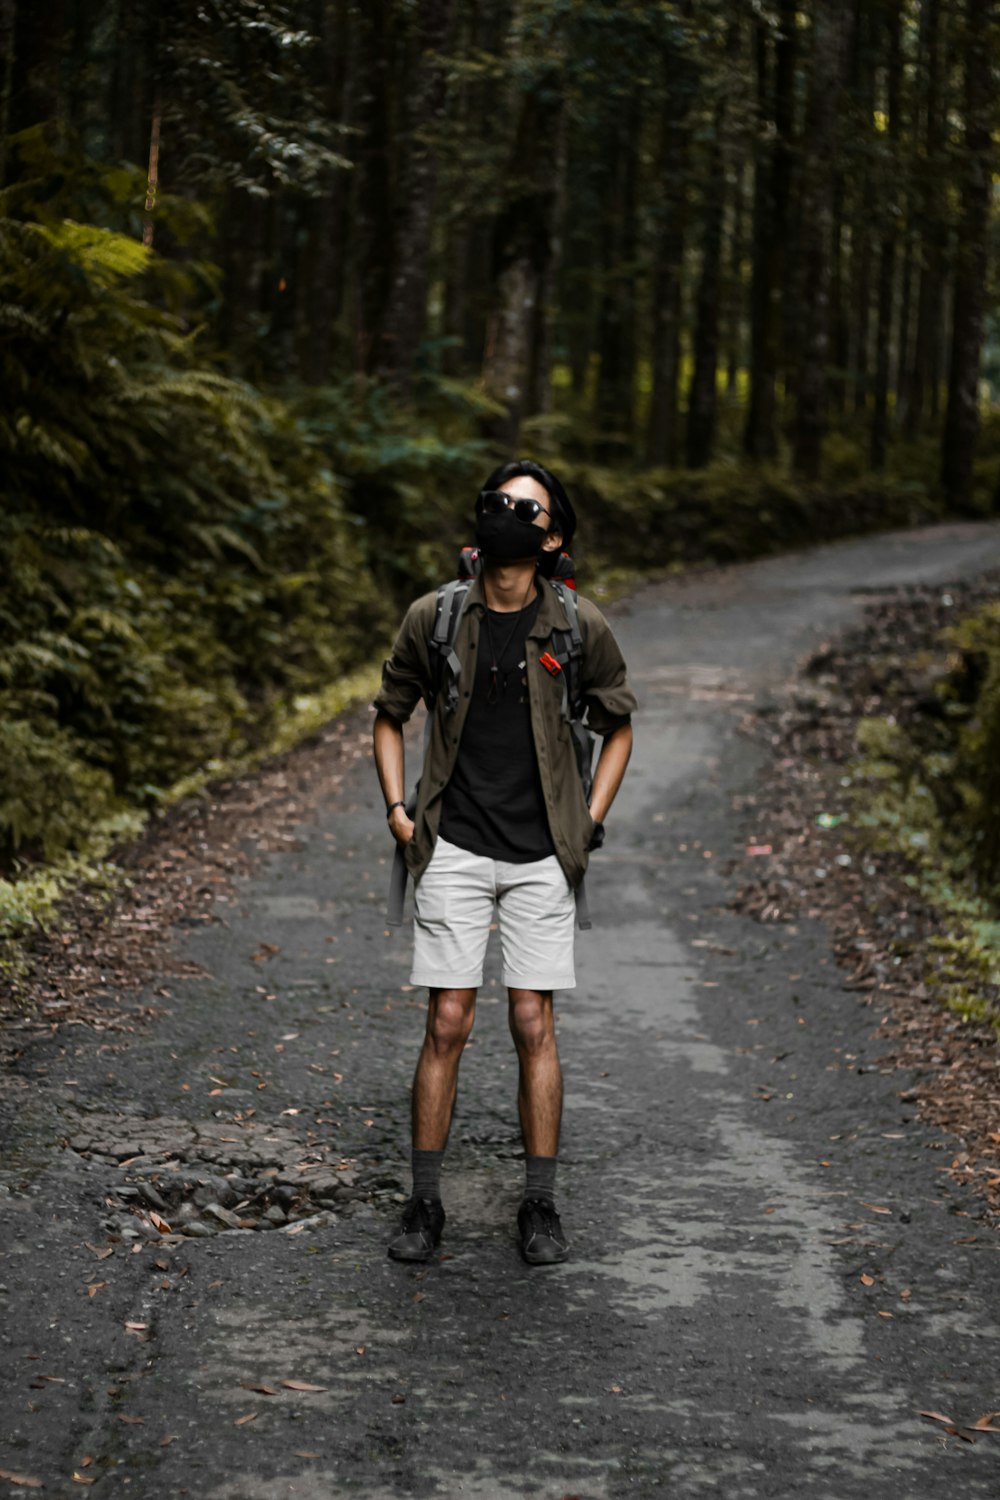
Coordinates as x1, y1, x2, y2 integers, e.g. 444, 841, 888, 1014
477, 490, 552, 525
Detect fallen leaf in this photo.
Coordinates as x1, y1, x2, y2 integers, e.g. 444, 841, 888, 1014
294, 1450, 321, 1458
118, 1414, 144, 1425
0, 1473, 42, 1489
241, 1382, 277, 1396
149, 1212, 171, 1234
160, 1436, 177, 1448
234, 1412, 257, 1426
391, 1395, 406, 1405
355, 1346, 365, 1356
281, 1380, 327, 1393
85, 1243, 115, 1261
71, 1475, 96, 1486
918, 1410, 955, 1425
207, 1279, 224, 1289
124, 1321, 148, 1332
610, 1384, 622, 1393
878, 1310, 893, 1318
80, 1458, 93, 1468
154, 1258, 169, 1271
860, 1202, 892, 1215
860, 1274, 875, 1287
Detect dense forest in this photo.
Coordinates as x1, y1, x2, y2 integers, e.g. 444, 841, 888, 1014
2, 0, 1000, 912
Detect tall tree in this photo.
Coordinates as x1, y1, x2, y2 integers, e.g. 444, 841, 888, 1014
374, 0, 454, 395
743, 0, 797, 462
941, 0, 996, 510
687, 15, 741, 469
904, 0, 948, 435
482, 37, 564, 447
645, 8, 695, 467
792, 0, 851, 481
870, 0, 903, 470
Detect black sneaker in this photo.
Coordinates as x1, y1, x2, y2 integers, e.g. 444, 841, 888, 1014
517, 1197, 569, 1265
387, 1197, 445, 1262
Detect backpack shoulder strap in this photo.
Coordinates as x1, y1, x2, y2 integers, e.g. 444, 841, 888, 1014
547, 580, 585, 719
429, 578, 473, 713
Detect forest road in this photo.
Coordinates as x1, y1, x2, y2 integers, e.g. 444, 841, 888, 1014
3, 519, 1000, 1500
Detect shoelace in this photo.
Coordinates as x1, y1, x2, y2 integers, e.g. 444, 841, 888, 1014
522, 1199, 564, 1240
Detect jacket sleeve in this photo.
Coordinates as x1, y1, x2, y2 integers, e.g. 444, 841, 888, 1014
372, 594, 436, 725
578, 598, 638, 736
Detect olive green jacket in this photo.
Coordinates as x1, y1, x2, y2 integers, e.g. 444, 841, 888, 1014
373, 577, 637, 889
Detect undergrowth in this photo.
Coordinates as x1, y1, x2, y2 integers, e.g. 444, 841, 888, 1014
848, 597, 1000, 1033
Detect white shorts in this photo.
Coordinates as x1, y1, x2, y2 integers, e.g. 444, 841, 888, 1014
411, 836, 576, 991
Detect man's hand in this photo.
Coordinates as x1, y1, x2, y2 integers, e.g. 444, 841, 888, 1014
388, 804, 415, 848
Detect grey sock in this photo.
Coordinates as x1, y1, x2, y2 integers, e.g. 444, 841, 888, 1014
523, 1154, 557, 1204
411, 1148, 444, 1202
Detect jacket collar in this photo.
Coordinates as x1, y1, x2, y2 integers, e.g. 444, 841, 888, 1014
464, 573, 570, 637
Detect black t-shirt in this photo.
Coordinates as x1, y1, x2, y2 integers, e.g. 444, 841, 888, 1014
438, 593, 556, 863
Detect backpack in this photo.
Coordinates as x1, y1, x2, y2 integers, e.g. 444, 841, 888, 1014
386, 549, 595, 929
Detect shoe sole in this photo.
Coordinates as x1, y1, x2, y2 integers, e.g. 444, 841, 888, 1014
387, 1243, 437, 1262
520, 1242, 569, 1265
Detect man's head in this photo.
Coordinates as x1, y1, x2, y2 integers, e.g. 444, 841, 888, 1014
475, 459, 577, 572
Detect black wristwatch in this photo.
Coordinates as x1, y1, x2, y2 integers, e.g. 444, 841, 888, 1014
588, 820, 606, 850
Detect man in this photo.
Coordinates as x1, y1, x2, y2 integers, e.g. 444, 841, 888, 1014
372, 459, 636, 1265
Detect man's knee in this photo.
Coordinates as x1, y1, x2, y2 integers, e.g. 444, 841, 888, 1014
426, 988, 476, 1055
508, 988, 554, 1054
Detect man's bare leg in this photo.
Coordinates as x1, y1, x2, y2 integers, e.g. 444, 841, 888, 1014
508, 987, 568, 1263
507, 987, 562, 1156
412, 986, 478, 1148
388, 986, 477, 1262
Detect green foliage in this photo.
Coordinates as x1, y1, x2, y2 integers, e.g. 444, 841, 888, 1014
0, 169, 386, 888
551, 459, 945, 578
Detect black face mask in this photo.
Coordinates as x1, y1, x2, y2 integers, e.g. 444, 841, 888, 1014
474, 509, 547, 562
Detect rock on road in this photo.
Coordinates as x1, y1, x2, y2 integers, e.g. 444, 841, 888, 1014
3, 521, 1000, 1499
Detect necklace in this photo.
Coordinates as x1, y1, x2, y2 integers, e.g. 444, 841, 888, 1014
483, 578, 537, 704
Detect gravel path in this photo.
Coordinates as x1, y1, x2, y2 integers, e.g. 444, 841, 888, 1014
3, 520, 1000, 1499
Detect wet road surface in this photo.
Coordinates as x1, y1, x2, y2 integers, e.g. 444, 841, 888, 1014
3, 521, 1000, 1498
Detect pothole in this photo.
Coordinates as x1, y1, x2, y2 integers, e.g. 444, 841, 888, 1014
65, 1110, 402, 1242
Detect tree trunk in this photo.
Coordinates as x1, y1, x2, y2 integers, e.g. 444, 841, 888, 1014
8, 0, 64, 138
374, 0, 453, 396
297, 0, 353, 385
792, 0, 850, 481
482, 68, 563, 447
725, 158, 747, 394
595, 99, 640, 453
354, 0, 394, 373
0, 0, 17, 186
906, 0, 947, 437
942, 0, 995, 511
743, 1, 796, 462
646, 26, 694, 467
871, 0, 902, 471
687, 20, 739, 470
